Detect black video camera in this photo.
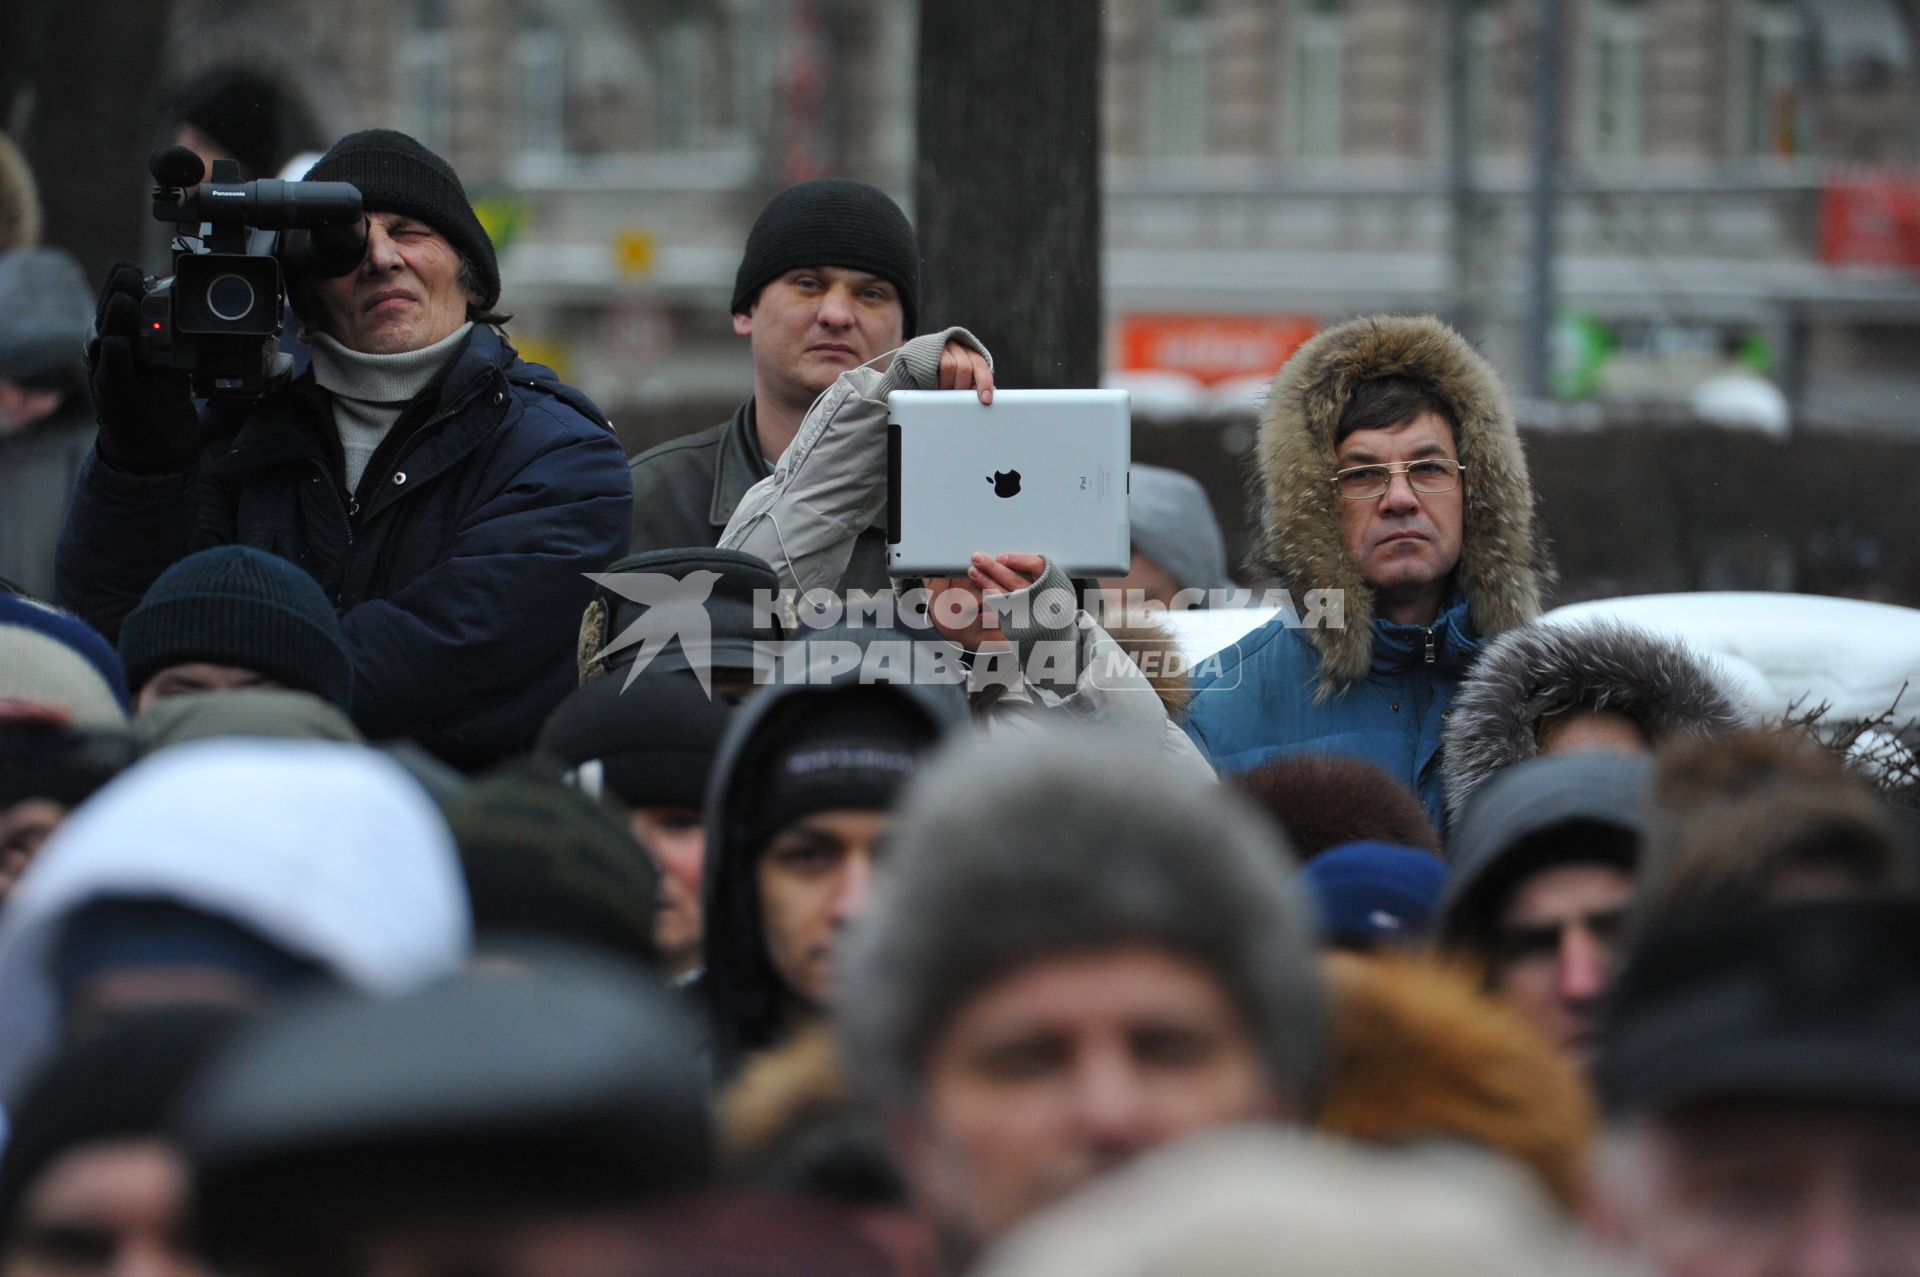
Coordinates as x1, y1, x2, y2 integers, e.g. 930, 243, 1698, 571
134, 145, 366, 399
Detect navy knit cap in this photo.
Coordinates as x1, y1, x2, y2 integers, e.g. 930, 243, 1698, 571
731, 179, 920, 337
118, 547, 353, 711
1298, 841, 1448, 949
304, 128, 499, 311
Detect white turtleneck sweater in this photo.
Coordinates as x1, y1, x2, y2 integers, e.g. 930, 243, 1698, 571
308, 323, 473, 494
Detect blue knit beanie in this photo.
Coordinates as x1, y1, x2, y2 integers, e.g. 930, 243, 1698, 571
118, 548, 353, 711
1298, 840, 1449, 949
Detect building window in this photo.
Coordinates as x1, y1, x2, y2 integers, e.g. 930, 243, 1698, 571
397, 0, 453, 155
1729, 0, 1803, 158
1147, 0, 1210, 157
1577, 0, 1646, 161
1281, 0, 1344, 159
653, 18, 732, 152
513, 17, 568, 159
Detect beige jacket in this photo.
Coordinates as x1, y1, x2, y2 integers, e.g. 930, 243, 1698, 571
720, 329, 1212, 781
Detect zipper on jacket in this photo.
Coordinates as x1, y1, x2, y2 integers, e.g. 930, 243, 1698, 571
1423, 625, 1436, 666
311, 458, 357, 547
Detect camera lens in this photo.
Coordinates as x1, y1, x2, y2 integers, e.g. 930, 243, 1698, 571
205, 273, 257, 323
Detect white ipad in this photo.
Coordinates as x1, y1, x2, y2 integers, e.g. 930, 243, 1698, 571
886, 388, 1131, 577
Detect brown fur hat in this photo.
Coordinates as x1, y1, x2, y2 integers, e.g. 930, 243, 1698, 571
1640, 728, 1913, 912
1319, 952, 1597, 1214
1255, 315, 1550, 697
1232, 753, 1440, 859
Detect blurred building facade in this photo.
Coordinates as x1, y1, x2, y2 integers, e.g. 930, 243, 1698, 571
163, 0, 1920, 439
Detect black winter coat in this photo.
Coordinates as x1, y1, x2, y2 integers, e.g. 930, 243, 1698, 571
57, 326, 632, 768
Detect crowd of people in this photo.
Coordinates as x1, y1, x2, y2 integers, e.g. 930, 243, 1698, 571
2, 113, 1918, 1277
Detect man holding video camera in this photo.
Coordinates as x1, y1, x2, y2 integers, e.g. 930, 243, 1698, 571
56, 129, 632, 769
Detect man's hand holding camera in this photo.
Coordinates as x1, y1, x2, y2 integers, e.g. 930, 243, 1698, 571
88, 261, 202, 474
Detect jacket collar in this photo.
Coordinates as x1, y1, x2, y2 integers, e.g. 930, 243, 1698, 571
1368, 590, 1481, 677
708, 399, 771, 528
214, 326, 506, 480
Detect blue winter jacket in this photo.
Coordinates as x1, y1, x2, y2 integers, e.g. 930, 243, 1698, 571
1182, 594, 1483, 830
57, 326, 632, 768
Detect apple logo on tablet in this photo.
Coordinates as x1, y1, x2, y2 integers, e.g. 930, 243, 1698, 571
988, 470, 1023, 498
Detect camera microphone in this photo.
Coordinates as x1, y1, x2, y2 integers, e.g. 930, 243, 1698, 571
150, 144, 206, 189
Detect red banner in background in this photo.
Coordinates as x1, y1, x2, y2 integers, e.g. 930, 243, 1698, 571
1819, 177, 1920, 271
1117, 314, 1319, 385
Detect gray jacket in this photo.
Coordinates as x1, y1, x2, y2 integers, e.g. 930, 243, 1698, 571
0, 397, 93, 600
626, 398, 891, 592
719, 329, 1213, 781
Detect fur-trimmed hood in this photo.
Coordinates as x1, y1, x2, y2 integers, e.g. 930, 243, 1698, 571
1256, 315, 1549, 694
1319, 953, 1596, 1213
1441, 619, 1746, 822
1102, 609, 1192, 721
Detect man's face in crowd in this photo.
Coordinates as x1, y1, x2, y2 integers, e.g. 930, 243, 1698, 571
628, 807, 705, 978
1603, 1102, 1920, 1277
2, 1139, 207, 1277
1539, 709, 1652, 757
0, 800, 64, 901
134, 663, 281, 714
756, 808, 889, 1011
1333, 411, 1464, 615
312, 211, 474, 356
895, 944, 1284, 1255
1487, 861, 1633, 1069
733, 267, 905, 413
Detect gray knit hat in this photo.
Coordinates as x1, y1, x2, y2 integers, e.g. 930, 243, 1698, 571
1128, 465, 1232, 596
0, 249, 90, 388
838, 729, 1326, 1110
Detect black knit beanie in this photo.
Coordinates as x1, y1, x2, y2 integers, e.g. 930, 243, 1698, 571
304, 128, 499, 311
750, 693, 933, 854
731, 179, 920, 337
536, 668, 729, 811
118, 546, 353, 711
447, 770, 660, 969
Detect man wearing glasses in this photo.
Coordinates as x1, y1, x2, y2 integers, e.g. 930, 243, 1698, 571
1183, 315, 1549, 830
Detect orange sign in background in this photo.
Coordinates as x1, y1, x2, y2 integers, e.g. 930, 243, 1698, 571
1117, 314, 1320, 385
1819, 177, 1920, 271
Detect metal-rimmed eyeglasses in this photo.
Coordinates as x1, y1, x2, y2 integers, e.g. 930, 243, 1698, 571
1331, 459, 1466, 501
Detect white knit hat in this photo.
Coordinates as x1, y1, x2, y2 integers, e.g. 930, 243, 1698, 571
0, 595, 129, 728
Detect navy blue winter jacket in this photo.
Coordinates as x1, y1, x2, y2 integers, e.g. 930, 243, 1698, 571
57, 326, 632, 768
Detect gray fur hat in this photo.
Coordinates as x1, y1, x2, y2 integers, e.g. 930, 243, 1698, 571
1441, 619, 1744, 823
837, 729, 1327, 1111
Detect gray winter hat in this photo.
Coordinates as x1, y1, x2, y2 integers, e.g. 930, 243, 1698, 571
837, 728, 1327, 1111
1436, 752, 1653, 952
1128, 465, 1233, 597
0, 249, 90, 386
